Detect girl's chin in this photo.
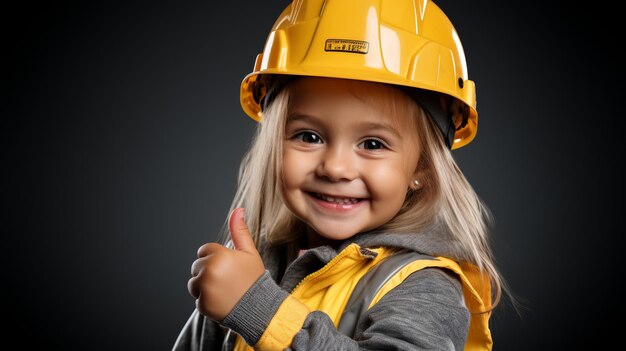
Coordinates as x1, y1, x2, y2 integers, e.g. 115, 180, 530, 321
305, 226, 360, 248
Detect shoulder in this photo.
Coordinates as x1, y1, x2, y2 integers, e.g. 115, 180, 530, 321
399, 267, 466, 303
375, 262, 466, 307
371, 248, 466, 302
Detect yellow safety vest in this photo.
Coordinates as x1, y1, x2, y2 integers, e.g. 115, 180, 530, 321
234, 243, 492, 350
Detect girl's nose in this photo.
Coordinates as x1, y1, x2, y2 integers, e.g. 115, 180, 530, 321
315, 146, 358, 182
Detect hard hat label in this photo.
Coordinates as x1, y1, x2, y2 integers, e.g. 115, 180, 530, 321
324, 39, 369, 54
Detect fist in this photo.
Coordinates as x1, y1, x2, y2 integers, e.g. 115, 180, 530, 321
187, 208, 265, 321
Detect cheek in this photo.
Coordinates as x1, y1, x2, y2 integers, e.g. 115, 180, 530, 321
366, 162, 411, 204
282, 149, 309, 189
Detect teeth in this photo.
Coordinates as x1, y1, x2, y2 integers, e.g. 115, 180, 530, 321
316, 193, 360, 204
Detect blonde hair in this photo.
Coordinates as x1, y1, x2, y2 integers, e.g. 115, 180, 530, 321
220, 79, 505, 309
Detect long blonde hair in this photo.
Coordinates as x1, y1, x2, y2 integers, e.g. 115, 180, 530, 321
219, 79, 505, 308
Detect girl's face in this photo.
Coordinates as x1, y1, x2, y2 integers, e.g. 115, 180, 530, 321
282, 77, 422, 247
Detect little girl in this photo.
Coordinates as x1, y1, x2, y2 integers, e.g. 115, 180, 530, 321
174, 0, 504, 350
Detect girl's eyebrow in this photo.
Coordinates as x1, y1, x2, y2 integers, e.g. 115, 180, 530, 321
359, 121, 402, 139
286, 113, 315, 123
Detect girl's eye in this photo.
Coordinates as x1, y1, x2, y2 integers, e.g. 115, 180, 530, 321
358, 139, 386, 150
294, 131, 322, 144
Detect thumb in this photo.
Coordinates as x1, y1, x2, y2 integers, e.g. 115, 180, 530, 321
228, 207, 255, 252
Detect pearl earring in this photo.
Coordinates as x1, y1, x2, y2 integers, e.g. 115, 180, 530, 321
413, 179, 420, 187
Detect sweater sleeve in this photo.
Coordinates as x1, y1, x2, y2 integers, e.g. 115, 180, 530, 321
288, 268, 470, 350
221, 271, 292, 345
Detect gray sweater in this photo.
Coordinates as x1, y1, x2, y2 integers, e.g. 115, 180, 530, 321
173, 227, 471, 350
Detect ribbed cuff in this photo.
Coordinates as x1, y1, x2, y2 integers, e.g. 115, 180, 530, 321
221, 270, 288, 345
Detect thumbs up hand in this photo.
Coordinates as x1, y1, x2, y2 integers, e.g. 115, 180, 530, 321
188, 208, 265, 322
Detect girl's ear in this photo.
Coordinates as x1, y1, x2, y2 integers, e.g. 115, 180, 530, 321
408, 165, 426, 191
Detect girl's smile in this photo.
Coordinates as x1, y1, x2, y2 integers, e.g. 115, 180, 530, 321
307, 191, 368, 212
281, 77, 423, 246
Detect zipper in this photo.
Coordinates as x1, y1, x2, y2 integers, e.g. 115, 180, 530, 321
290, 244, 367, 294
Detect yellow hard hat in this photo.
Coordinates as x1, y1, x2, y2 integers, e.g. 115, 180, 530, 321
240, 0, 477, 149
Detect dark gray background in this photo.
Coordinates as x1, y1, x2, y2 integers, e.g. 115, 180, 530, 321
4, 1, 622, 349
